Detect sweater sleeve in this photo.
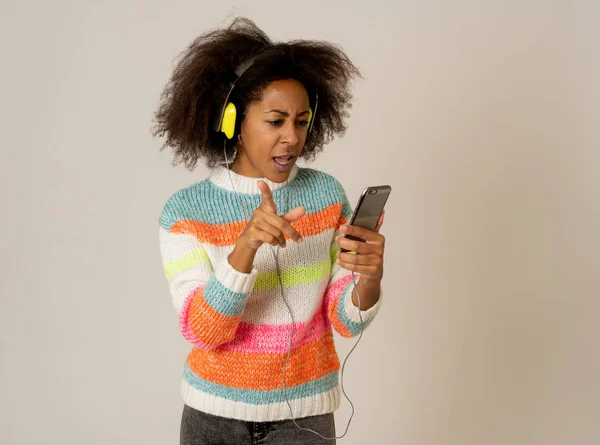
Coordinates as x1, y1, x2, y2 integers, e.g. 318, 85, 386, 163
323, 184, 383, 338
159, 218, 258, 350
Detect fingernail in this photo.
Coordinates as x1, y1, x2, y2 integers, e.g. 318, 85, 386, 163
340, 225, 348, 233
297, 237, 304, 244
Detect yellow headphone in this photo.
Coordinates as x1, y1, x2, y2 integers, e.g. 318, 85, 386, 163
219, 102, 238, 140
213, 56, 318, 139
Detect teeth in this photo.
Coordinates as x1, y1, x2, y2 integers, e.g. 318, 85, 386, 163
274, 156, 292, 164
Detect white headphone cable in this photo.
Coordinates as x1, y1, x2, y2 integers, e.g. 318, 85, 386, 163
223, 142, 364, 440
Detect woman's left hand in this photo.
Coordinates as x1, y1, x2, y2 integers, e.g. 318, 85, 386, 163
335, 211, 385, 281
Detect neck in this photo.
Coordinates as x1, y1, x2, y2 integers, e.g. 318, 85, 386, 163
231, 157, 261, 178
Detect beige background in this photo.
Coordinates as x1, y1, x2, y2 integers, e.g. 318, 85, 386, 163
1, 1, 599, 444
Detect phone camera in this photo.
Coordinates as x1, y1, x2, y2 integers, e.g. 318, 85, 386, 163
368, 189, 377, 195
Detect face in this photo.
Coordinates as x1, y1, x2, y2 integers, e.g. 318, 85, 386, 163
233, 79, 311, 182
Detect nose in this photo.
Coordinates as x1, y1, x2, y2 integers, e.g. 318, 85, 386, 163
280, 120, 300, 146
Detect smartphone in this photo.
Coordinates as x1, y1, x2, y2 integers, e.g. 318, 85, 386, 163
340, 185, 392, 252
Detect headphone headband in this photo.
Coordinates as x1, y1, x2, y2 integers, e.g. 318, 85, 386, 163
234, 56, 258, 77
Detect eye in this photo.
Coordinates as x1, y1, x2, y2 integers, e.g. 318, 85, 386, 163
267, 120, 283, 126
297, 120, 309, 127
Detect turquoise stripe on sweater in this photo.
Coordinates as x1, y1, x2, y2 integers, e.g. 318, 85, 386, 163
337, 280, 375, 336
159, 168, 352, 231
203, 275, 249, 317
183, 364, 339, 405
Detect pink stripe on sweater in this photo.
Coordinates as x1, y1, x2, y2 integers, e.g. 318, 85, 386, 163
180, 286, 330, 353
323, 274, 360, 338
322, 274, 355, 308
224, 310, 330, 354
179, 275, 359, 353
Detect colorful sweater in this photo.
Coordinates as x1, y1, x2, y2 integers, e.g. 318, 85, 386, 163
158, 163, 382, 422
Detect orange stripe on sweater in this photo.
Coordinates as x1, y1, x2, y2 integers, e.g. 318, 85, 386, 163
186, 330, 340, 390
187, 290, 241, 347
172, 203, 344, 246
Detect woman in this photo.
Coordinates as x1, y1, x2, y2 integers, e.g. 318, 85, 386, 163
154, 17, 386, 445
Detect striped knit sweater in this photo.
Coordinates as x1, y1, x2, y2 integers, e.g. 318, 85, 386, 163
158, 163, 382, 422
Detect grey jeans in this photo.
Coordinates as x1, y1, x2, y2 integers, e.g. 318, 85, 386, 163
180, 404, 337, 445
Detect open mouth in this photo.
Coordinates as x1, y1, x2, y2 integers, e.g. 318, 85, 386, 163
273, 155, 295, 170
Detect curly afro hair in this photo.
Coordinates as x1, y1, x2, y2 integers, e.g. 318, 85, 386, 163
152, 17, 361, 170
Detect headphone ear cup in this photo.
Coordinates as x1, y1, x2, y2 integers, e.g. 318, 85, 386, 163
221, 102, 237, 139
307, 107, 313, 125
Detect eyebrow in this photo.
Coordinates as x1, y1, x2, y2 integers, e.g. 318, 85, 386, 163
264, 109, 309, 117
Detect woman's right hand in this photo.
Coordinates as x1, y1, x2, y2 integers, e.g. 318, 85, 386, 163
228, 181, 306, 273
237, 180, 306, 252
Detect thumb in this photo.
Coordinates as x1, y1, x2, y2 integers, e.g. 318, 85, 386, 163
282, 206, 306, 223
373, 210, 385, 233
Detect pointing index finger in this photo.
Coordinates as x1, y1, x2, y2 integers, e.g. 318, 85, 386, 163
258, 180, 277, 213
